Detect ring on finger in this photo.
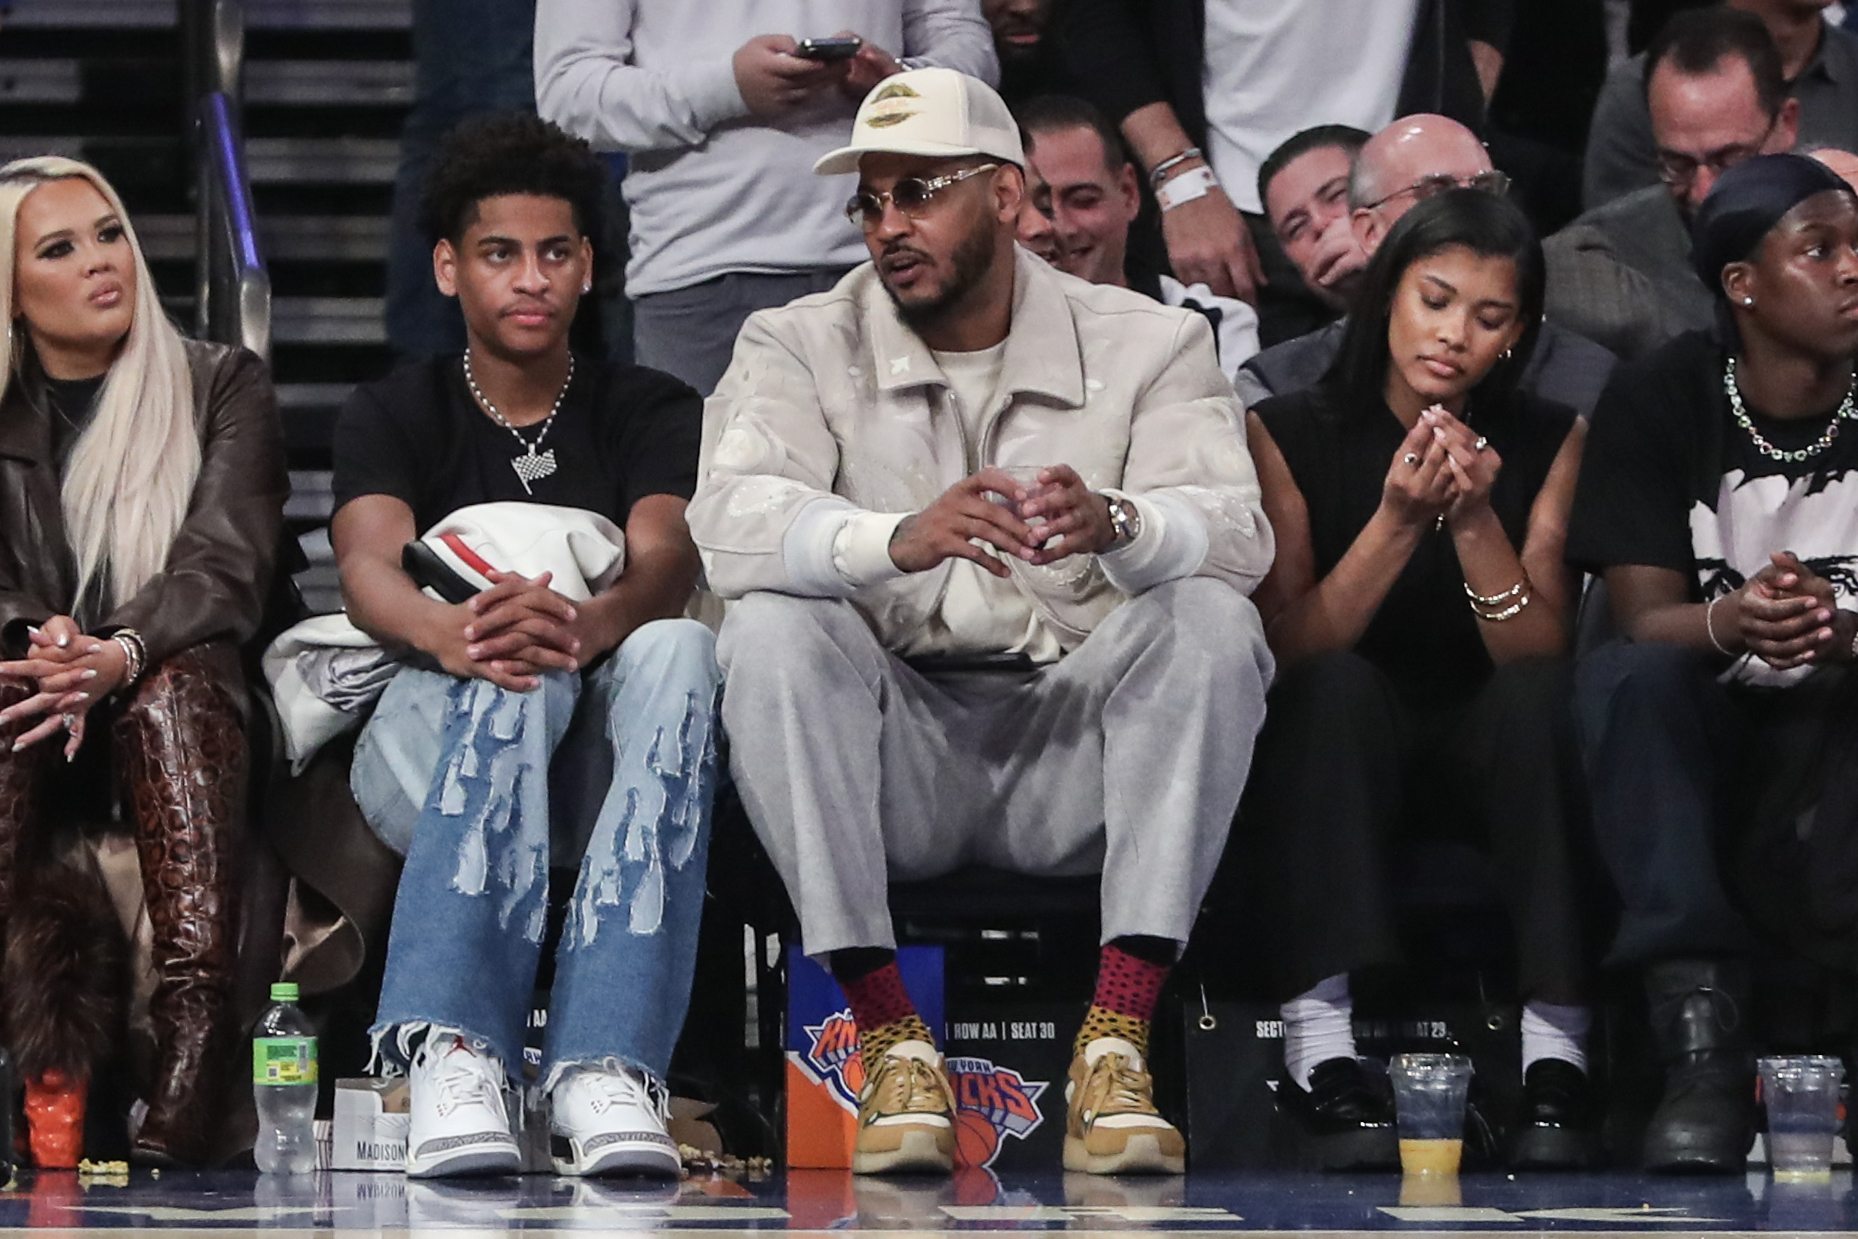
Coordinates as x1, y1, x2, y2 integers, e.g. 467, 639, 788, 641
60, 713, 75, 731
1402, 452, 1421, 466
1473, 436, 1490, 452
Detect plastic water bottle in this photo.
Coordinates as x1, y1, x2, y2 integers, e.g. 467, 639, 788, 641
253, 981, 318, 1174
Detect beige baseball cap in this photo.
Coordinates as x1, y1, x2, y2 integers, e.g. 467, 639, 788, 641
814, 67, 1024, 177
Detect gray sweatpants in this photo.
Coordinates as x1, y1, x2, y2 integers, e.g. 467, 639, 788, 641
716, 579, 1274, 958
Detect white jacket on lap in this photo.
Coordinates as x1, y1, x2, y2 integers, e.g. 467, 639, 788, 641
687, 249, 1274, 657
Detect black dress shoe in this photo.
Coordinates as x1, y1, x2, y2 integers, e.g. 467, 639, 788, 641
1508, 1058, 1600, 1170
1277, 1057, 1400, 1171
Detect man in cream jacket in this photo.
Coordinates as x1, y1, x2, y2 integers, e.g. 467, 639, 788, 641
687, 69, 1274, 1177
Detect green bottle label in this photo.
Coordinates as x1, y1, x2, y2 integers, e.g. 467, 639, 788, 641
253, 1036, 318, 1085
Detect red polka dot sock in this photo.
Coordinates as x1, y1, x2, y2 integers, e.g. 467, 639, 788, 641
835, 955, 936, 1063
1075, 939, 1174, 1057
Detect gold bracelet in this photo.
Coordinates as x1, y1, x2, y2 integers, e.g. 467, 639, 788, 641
1472, 591, 1532, 622
1464, 578, 1527, 608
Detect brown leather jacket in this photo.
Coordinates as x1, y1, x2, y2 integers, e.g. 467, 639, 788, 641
0, 339, 288, 670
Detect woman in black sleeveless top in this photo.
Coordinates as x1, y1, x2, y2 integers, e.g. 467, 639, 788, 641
1241, 192, 1593, 1171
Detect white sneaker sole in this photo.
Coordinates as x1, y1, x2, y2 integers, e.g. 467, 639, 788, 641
551, 1131, 681, 1178
851, 1127, 954, 1176
1063, 1132, 1186, 1175
405, 1135, 522, 1179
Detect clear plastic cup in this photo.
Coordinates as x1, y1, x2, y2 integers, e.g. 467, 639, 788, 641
1758, 1055, 1844, 1179
1390, 1053, 1474, 1176
986, 466, 1054, 559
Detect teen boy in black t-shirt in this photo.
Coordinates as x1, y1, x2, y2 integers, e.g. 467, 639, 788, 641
329, 113, 716, 1180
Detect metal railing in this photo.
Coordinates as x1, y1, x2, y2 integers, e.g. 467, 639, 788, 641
185, 0, 271, 359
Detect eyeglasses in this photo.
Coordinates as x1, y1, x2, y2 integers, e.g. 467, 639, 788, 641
845, 164, 1000, 227
1362, 170, 1511, 213
1654, 119, 1778, 188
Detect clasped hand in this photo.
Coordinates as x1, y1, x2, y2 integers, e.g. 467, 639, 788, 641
888, 466, 1116, 576
437, 570, 586, 693
1725, 551, 1856, 670
1380, 405, 1501, 529
0, 615, 130, 759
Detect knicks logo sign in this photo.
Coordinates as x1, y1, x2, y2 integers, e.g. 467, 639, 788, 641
945, 1056, 1047, 1168
799, 1010, 867, 1108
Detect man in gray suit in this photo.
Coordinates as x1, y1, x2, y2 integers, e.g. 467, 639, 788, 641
1543, 9, 1797, 362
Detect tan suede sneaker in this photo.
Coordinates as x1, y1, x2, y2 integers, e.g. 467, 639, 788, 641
852, 1040, 956, 1175
1064, 1037, 1187, 1174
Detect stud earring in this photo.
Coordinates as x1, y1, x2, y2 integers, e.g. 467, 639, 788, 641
1742, 297, 1754, 306
581, 283, 592, 294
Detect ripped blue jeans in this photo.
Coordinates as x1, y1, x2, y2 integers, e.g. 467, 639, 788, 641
352, 618, 720, 1086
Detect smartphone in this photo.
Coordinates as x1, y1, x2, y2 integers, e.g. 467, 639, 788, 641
402, 541, 479, 605
793, 36, 863, 61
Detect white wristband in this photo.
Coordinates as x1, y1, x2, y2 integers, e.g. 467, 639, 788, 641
1156, 164, 1218, 212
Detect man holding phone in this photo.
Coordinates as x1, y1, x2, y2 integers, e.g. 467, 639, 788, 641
534, 1, 997, 396
688, 69, 1275, 1177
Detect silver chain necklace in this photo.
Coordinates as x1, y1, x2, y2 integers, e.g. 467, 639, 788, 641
1723, 355, 1858, 465
463, 349, 574, 494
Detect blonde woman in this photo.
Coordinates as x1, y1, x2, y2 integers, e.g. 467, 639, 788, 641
0, 157, 287, 1166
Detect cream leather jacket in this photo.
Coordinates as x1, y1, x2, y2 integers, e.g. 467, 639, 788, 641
687, 248, 1273, 654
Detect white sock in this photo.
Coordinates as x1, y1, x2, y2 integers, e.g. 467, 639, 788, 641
1281, 974, 1355, 1090
1521, 1000, 1591, 1074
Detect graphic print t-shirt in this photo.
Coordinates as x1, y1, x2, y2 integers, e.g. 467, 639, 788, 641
1568, 330, 1858, 686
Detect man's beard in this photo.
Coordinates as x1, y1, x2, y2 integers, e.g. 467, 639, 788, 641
882, 221, 1000, 332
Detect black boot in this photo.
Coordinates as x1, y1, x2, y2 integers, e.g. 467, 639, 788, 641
1642, 959, 1755, 1173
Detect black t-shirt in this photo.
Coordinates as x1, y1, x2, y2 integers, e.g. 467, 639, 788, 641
1568, 330, 1858, 685
331, 353, 701, 532
1257, 380, 1577, 708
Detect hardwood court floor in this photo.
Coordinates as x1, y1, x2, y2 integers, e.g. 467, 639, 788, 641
0, 1164, 1850, 1235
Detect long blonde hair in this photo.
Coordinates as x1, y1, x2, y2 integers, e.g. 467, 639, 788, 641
0, 156, 198, 612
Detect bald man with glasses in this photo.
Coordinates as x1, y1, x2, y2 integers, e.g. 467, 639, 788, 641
1235, 115, 1615, 421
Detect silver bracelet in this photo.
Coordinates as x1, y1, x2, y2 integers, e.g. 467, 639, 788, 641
111, 629, 146, 688
1704, 594, 1734, 657
1148, 146, 1204, 188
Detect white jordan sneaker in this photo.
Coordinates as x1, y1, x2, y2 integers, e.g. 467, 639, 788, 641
549, 1062, 682, 1177
405, 1033, 522, 1178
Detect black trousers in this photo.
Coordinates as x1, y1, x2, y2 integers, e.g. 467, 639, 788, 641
1240, 650, 1589, 1004
1568, 639, 1858, 971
